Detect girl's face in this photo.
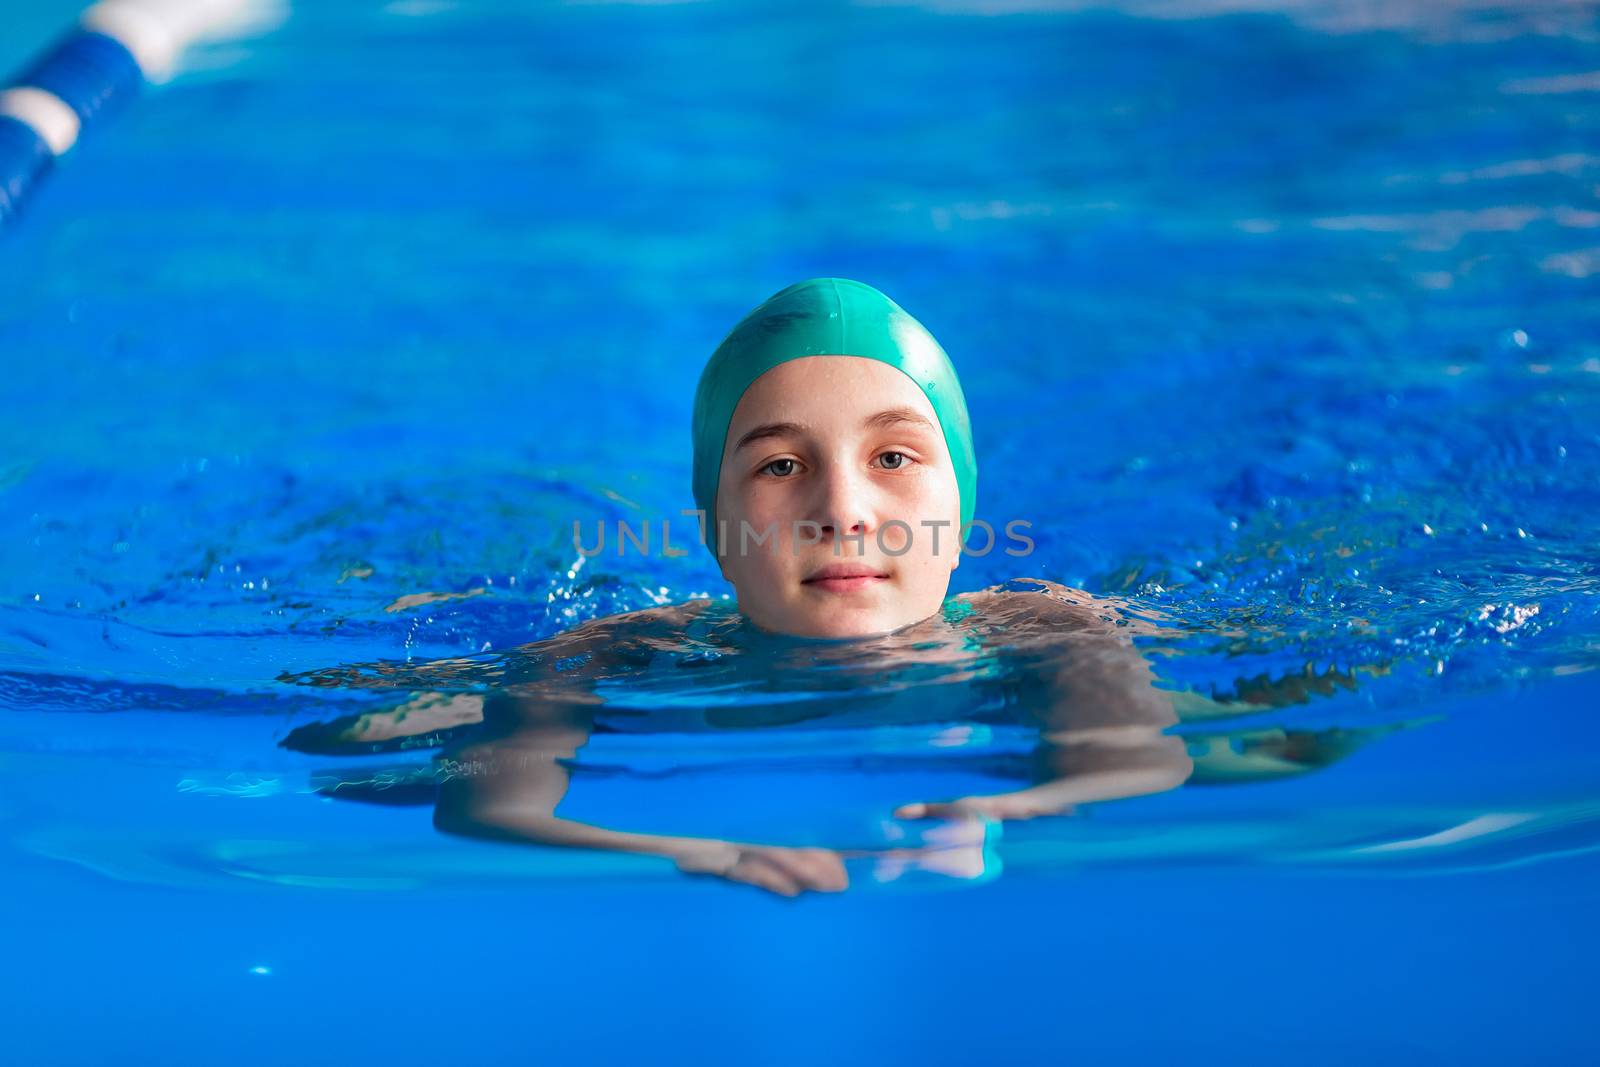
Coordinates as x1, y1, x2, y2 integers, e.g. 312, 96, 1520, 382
714, 355, 962, 639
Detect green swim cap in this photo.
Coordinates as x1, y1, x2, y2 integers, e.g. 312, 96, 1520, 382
691, 277, 977, 557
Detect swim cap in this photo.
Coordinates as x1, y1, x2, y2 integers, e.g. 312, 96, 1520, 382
691, 277, 977, 557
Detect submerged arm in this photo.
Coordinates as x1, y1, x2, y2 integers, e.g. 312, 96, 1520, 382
432, 693, 847, 897
899, 591, 1193, 821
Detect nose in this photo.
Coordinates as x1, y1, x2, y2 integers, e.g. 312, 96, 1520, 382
809, 458, 875, 544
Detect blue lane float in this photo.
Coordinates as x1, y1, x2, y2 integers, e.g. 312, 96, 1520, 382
0, 114, 53, 222
12, 29, 145, 128
0, 0, 278, 226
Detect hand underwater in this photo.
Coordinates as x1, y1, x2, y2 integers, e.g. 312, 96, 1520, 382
894, 789, 1075, 823
675, 840, 850, 898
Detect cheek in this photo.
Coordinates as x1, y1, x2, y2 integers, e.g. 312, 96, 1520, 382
719, 518, 797, 580
902, 471, 961, 526
718, 486, 787, 556
725, 478, 787, 524
900, 479, 962, 563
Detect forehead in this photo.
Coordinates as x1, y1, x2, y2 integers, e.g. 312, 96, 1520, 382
727, 355, 936, 430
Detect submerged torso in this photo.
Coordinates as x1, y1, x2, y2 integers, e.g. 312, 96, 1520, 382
498, 579, 1160, 736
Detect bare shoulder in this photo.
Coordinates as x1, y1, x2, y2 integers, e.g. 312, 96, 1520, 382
632, 597, 717, 624
956, 579, 1174, 637
486, 597, 723, 686
958, 578, 1102, 613
559, 597, 717, 638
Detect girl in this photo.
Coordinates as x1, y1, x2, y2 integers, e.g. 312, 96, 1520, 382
284, 279, 1390, 896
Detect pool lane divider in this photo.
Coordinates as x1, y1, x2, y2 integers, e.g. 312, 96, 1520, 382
1, 0, 275, 225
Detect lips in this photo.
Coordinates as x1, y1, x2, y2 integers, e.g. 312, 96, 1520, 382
802, 562, 890, 593
805, 563, 887, 581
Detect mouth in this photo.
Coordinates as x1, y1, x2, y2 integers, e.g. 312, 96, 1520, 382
801, 563, 891, 595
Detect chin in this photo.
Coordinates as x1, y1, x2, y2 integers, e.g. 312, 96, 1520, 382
746, 606, 885, 641
794, 606, 910, 640
811, 619, 892, 640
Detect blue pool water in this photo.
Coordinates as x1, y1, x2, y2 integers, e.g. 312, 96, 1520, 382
3, 0, 1599, 1061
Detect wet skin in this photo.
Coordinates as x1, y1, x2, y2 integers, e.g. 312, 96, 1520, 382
283, 580, 1203, 897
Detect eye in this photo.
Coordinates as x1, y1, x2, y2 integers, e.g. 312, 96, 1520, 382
877, 451, 911, 470
761, 458, 799, 478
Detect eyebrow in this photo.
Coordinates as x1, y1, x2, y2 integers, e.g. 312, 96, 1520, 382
863, 407, 938, 435
732, 407, 938, 453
